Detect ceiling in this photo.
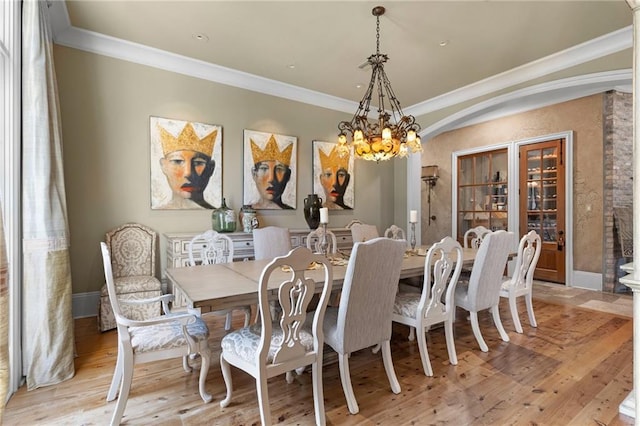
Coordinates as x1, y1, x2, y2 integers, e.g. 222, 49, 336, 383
52, 1, 633, 118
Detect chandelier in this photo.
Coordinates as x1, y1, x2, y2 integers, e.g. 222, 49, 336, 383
337, 6, 422, 162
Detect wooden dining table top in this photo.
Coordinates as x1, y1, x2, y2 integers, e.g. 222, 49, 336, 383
164, 246, 481, 313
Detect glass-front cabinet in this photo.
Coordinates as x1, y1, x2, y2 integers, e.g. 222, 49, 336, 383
523, 147, 559, 242
457, 149, 508, 241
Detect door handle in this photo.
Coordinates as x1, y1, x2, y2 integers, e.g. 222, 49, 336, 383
557, 230, 564, 251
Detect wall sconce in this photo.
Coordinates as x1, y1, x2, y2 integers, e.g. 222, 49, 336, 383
421, 165, 439, 225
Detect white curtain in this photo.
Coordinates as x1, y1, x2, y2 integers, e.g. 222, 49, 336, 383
21, 0, 75, 389
0, 201, 8, 423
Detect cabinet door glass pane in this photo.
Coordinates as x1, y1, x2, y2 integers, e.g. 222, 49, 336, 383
459, 157, 474, 185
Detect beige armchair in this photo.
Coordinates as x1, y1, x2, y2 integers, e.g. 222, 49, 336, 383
98, 223, 162, 331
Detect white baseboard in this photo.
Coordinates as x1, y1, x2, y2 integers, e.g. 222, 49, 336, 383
571, 270, 602, 291
72, 291, 100, 319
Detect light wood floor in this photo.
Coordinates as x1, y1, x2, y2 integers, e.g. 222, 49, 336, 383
2, 282, 635, 425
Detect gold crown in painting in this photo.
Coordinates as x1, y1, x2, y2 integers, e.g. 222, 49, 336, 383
158, 123, 217, 157
250, 135, 293, 166
319, 145, 349, 171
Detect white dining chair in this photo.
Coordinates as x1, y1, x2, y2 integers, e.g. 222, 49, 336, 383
392, 236, 463, 376
306, 228, 338, 255
321, 237, 406, 414
454, 230, 514, 352
219, 247, 333, 426
187, 230, 251, 330
100, 242, 212, 426
463, 225, 490, 248
499, 230, 542, 333
252, 226, 292, 260
349, 223, 379, 243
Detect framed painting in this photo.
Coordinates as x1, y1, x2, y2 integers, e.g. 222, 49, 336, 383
150, 116, 222, 210
312, 140, 354, 210
243, 130, 297, 209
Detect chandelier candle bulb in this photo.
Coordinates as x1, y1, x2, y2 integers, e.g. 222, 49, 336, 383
319, 207, 329, 224
410, 210, 418, 223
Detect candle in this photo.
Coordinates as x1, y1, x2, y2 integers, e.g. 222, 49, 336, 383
319, 207, 329, 224
410, 210, 418, 223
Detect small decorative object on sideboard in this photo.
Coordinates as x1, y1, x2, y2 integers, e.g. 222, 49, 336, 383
212, 198, 236, 232
239, 205, 259, 233
303, 194, 323, 229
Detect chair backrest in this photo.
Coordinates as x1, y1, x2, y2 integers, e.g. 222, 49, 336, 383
384, 225, 406, 240
420, 236, 463, 320
466, 230, 514, 311
336, 237, 406, 354
508, 230, 542, 291
345, 219, 363, 229
253, 226, 292, 260
100, 242, 125, 324
306, 228, 338, 254
463, 225, 490, 248
106, 223, 157, 278
256, 247, 333, 365
350, 223, 380, 243
188, 230, 234, 266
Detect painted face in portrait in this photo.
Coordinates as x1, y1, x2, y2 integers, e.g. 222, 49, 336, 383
250, 135, 294, 209
158, 123, 217, 209
318, 145, 352, 209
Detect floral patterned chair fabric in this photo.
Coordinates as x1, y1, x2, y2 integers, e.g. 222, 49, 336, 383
98, 223, 162, 331
100, 242, 211, 425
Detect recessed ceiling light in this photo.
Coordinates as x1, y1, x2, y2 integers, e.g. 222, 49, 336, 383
287, 64, 296, 69
192, 33, 209, 42
439, 40, 449, 47
355, 84, 363, 89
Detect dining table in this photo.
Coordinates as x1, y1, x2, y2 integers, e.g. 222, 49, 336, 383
164, 246, 482, 314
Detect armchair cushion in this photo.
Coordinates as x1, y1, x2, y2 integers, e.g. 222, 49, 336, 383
100, 275, 161, 297
129, 317, 209, 353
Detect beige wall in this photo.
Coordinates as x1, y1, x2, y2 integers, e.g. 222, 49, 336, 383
422, 94, 604, 274
53, 45, 400, 294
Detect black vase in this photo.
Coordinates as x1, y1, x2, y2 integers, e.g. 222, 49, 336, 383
304, 194, 323, 229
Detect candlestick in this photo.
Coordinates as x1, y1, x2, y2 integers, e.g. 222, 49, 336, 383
319, 223, 329, 256
319, 207, 329, 224
410, 222, 417, 251
410, 210, 418, 223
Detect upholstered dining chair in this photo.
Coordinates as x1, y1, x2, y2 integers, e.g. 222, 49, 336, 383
100, 242, 212, 426
384, 224, 406, 241
252, 226, 292, 260
499, 230, 542, 333
392, 236, 463, 376
219, 247, 333, 426
349, 223, 379, 243
187, 230, 251, 330
454, 230, 514, 352
306, 228, 338, 255
321, 237, 406, 414
98, 223, 162, 331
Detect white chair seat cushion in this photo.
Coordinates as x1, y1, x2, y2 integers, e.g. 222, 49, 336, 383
453, 279, 471, 309
100, 275, 161, 296
393, 293, 420, 319
221, 323, 315, 364
500, 278, 512, 291
129, 316, 209, 354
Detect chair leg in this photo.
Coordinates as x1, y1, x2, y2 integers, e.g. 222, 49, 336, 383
525, 292, 538, 328
224, 312, 233, 331
182, 355, 192, 373
416, 324, 433, 376
110, 348, 134, 426
469, 311, 489, 352
444, 319, 458, 366
381, 340, 401, 394
242, 307, 251, 327
198, 348, 213, 403
285, 371, 294, 384
508, 294, 523, 334
106, 343, 123, 401
491, 305, 510, 343
219, 353, 234, 408
408, 326, 415, 341
371, 344, 381, 354
338, 353, 359, 414
256, 374, 272, 426
312, 360, 326, 426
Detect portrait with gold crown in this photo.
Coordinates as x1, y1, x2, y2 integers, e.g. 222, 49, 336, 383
150, 117, 222, 210
243, 129, 297, 210
313, 140, 354, 210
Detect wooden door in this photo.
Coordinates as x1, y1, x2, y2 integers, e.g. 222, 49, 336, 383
519, 139, 565, 283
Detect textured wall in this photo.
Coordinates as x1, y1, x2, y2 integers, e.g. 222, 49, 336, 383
421, 94, 604, 278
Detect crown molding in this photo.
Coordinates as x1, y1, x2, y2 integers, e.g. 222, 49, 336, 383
419, 69, 632, 141
47, 1, 631, 117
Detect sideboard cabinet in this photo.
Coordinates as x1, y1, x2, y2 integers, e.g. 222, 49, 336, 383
164, 228, 354, 268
